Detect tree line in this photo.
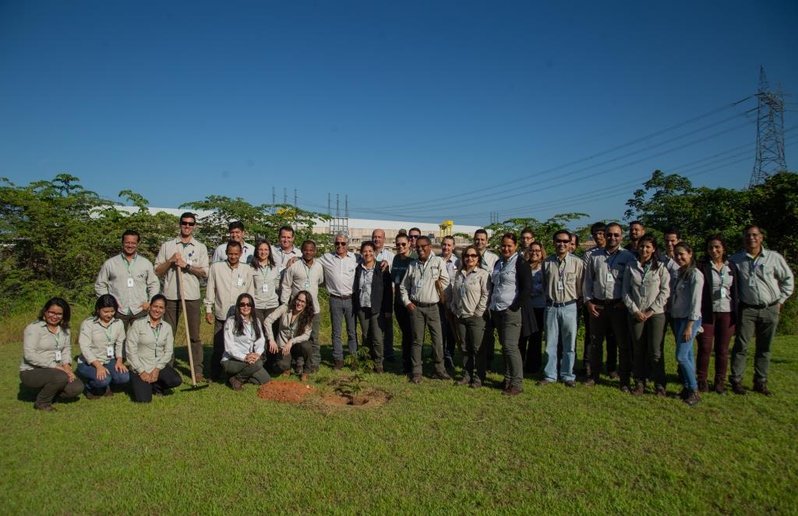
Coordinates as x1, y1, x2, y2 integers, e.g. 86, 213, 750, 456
2, 171, 796, 330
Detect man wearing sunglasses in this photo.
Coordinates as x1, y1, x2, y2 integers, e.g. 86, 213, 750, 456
540, 230, 584, 387
319, 233, 359, 369
155, 212, 210, 382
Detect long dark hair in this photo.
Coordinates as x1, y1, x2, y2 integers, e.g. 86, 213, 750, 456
291, 291, 315, 336
251, 239, 276, 270
38, 297, 71, 330
94, 294, 119, 317
637, 234, 660, 270
233, 293, 261, 339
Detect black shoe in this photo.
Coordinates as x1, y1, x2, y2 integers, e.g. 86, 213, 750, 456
432, 371, 452, 381
501, 386, 522, 396
731, 381, 746, 395
753, 381, 773, 396
34, 403, 56, 412
333, 360, 344, 370
228, 377, 243, 391
698, 380, 709, 393
632, 382, 645, 396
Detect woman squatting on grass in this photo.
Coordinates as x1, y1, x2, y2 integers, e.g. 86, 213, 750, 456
19, 297, 84, 411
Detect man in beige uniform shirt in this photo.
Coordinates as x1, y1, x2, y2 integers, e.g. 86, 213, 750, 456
400, 236, 450, 383
155, 212, 209, 381
205, 240, 254, 380
95, 229, 160, 330
280, 240, 324, 371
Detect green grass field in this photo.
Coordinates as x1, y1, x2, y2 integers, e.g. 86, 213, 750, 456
1, 309, 797, 514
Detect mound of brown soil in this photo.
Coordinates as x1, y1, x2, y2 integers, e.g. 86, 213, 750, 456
257, 380, 315, 403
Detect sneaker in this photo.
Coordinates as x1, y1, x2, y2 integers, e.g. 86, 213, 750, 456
683, 391, 701, 406
632, 382, 645, 396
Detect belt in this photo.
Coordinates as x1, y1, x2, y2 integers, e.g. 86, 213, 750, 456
740, 301, 779, 310
412, 300, 437, 308
546, 299, 577, 308
330, 294, 352, 300
591, 298, 622, 305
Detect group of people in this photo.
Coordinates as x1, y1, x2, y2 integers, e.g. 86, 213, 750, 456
18, 213, 793, 410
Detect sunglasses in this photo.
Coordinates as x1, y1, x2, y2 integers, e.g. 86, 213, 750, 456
238, 303, 252, 308
334, 242, 347, 246
555, 240, 570, 244
396, 242, 408, 247
464, 254, 478, 258
180, 221, 196, 226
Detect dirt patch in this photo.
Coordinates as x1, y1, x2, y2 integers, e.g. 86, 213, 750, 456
322, 388, 392, 408
257, 380, 315, 403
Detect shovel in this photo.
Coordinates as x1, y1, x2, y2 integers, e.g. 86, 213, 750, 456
178, 266, 209, 391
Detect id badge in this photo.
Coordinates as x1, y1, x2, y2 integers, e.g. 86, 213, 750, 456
606, 272, 614, 283
304, 280, 310, 289
54, 350, 62, 362
640, 285, 647, 297
127, 277, 134, 288
749, 276, 756, 287
106, 345, 115, 358
262, 284, 269, 293
236, 276, 244, 287
557, 281, 564, 291
720, 289, 727, 299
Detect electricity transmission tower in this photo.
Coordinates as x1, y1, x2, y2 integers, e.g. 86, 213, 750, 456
750, 66, 788, 187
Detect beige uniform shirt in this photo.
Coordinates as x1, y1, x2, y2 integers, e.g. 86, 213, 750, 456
204, 261, 255, 320
20, 322, 71, 371
280, 259, 324, 314
542, 254, 584, 304
155, 237, 209, 300
479, 250, 499, 273
126, 317, 174, 373
94, 254, 160, 315
731, 249, 794, 306
319, 252, 358, 297
622, 261, 671, 315
400, 255, 450, 306
272, 245, 301, 273
264, 304, 313, 349
450, 267, 490, 318
78, 317, 126, 364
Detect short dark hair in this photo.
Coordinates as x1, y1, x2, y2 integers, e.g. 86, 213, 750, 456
301, 239, 317, 249
416, 236, 431, 246
442, 235, 455, 244
360, 241, 375, 253
150, 294, 167, 306
228, 221, 245, 232
553, 230, 570, 241
501, 232, 517, 244
629, 220, 644, 229
590, 222, 606, 235
278, 225, 294, 236
94, 294, 119, 317
408, 227, 421, 236
520, 227, 534, 238
606, 222, 623, 234
122, 229, 140, 242
226, 240, 242, 252
474, 229, 488, 238
179, 212, 196, 223
663, 227, 680, 239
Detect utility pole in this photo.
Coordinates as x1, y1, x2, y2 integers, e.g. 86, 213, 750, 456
750, 66, 788, 187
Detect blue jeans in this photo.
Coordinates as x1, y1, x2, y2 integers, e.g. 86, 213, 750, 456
543, 302, 578, 382
76, 359, 130, 392
672, 317, 702, 391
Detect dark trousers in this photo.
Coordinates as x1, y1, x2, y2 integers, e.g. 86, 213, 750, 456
696, 312, 734, 386
357, 308, 385, 366
394, 298, 414, 374
116, 310, 148, 332
20, 368, 84, 406
492, 308, 524, 389
589, 302, 630, 383
130, 365, 182, 403
520, 306, 545, 374
222, 358, 270, 385
457, 314, 487, 381
410, 303, 446, 376
731, 305, 779, 384
439, 304, 456, 368
266, 341, 313, 374
211, 318, 226, 379
164, 299, 204, 376
630, 313, 667, 387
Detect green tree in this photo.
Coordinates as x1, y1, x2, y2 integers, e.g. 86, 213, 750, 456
485, 213, 588, 253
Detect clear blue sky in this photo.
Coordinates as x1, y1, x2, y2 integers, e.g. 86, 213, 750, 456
1, 1, 796, 227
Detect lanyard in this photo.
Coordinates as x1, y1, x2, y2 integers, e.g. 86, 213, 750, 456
150, 322, 162, 355
100, 320, 116, 346
51, 329, 64, 351
121, 254, 137, 275
641, 261, 651, 282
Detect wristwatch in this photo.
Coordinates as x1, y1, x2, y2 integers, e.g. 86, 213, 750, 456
183, 264, 191, 273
